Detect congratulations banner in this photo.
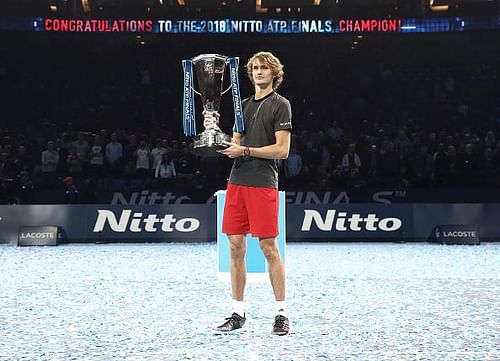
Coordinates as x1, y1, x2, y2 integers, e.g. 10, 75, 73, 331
2, 16, 500, 34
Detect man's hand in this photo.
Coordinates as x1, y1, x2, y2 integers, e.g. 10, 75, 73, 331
203, 111, 219, 129
217, 140, 245, 158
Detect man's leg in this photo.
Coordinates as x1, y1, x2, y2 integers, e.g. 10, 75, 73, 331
260, 237, 290, 335
259, 237, 285, 301
229, 234, 247, 302
215, 234, 247, 332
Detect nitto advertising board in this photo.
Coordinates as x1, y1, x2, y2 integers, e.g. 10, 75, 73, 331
0, 205, 209, 243
0, 203, 499, 243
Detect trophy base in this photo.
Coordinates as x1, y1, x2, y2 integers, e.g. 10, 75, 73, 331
192, 130, 231, 157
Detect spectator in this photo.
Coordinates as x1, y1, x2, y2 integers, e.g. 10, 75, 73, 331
151, 138, 167, 171
302, 140, 321, 179
105, 132, 123, 175
414, 145, 433, 187
12, 145, 34, 174
0, 151, 16, 180
365, 144, 380, 185
484, 130, 496, 149
327, 121, 344, 141
457, 143, 480, 186
63, 176, 79, 204
134, 140, 150, 178
394, 129, 412, 155
341, 143, 361, 175
88, 135, 105, 176
41, 140, 59, 189
17, 170, 35, 204
70, 131, 90, 163
155, 152, 176, 188
481, 147, 496, 186
66, 151, 84, 179
378, 141, 401, 186
99, 129, 110, 146
284, 146, 303, 188
124, 134, 139, 164
176, 142, 196, 185
445, 145, 459, 186
56, 137, 70, 175
432, 143, 448, 186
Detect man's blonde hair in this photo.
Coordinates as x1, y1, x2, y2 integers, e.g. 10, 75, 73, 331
245, 51, 284, 90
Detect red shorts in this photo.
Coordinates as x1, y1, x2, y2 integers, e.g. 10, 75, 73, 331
222, 183, 279, 238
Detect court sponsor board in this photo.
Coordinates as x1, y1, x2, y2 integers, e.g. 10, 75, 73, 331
0, 203, 498, 242
432, 225, 480, 245
18, 226, 59, 246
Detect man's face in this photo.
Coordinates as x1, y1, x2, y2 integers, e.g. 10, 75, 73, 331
251, 58, 274, 89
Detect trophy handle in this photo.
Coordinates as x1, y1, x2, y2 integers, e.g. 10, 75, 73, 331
221, 85, 232, 95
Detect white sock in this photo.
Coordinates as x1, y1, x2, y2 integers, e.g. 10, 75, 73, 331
231, 300, 245, 318
276, 301, 287, 316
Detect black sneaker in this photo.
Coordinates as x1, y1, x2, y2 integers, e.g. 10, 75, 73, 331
215, 312, 246, 332
271, 314, 290, 335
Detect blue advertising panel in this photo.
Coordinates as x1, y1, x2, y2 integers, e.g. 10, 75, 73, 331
216, 191, 286, 281
412, 203, 500, 240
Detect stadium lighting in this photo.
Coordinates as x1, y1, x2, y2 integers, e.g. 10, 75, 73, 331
81, 0, 91, 13
48, 0, 58, 12
429, 0, 449, 11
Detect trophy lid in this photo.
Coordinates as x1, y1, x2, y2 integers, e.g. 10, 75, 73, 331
192, 54, 229, 64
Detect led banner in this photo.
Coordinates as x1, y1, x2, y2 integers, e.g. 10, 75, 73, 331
105, 189, 500, 205
42, 18, 400, 33
2, 16, 499, 34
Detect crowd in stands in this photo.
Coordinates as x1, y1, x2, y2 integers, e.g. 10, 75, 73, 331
0, 31, 499, 204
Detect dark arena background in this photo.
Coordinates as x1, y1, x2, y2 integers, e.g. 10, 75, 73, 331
0, 1, 499, 360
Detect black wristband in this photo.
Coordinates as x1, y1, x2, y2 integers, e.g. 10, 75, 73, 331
243, 146, 250, 156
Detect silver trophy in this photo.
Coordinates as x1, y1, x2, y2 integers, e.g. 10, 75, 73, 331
182, 54, 244, 157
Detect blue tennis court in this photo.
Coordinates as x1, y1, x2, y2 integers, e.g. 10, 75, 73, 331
0, 242, 498, 360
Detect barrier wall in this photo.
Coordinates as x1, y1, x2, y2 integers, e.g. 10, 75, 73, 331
0, 203, 499, 243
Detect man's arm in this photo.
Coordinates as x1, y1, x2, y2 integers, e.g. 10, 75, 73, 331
221, 130, 291, 159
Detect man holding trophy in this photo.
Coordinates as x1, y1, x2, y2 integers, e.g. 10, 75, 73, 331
183, 51, 291, 335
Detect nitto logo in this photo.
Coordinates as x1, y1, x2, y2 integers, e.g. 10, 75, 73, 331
301, 210, 402, 232
93, 210, 200, 233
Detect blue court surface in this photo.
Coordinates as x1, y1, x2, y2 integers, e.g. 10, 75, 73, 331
0, 242, 499, 360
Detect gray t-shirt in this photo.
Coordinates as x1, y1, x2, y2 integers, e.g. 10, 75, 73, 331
228, 91, 292, 188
